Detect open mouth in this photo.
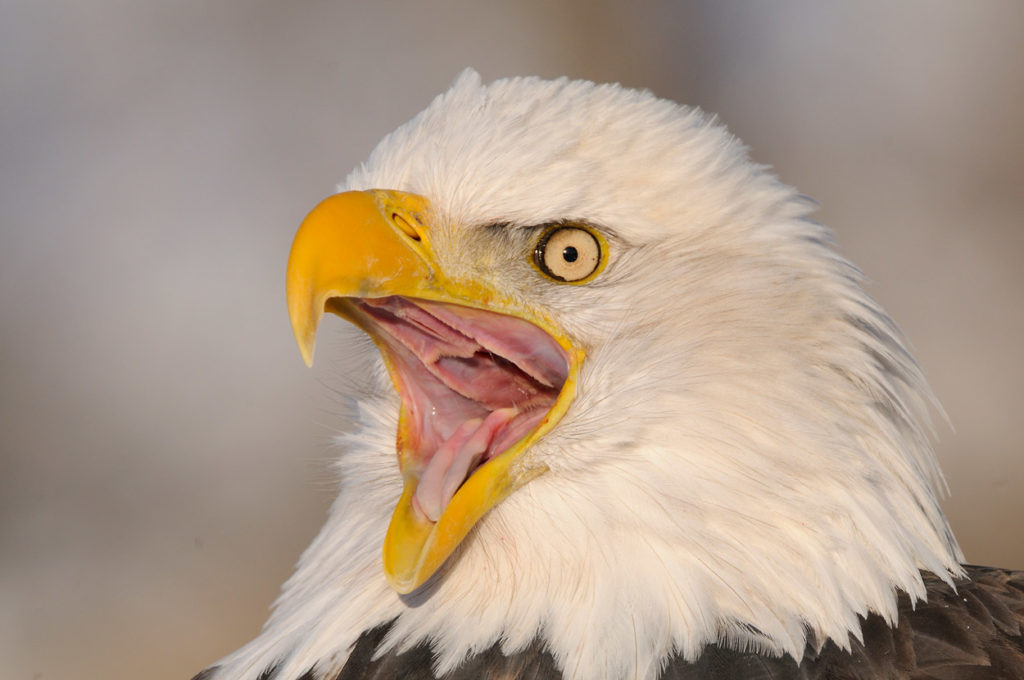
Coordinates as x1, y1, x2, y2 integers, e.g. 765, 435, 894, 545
285, 190, 585, 590
337, 296, 570, 523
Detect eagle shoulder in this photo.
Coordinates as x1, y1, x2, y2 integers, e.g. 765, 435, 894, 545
659, 565, 1024, 680
189, 570, 1023, 679
302, 566, 1023, 680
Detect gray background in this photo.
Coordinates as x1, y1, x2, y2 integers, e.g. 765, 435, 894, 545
2, 2, 1021, 679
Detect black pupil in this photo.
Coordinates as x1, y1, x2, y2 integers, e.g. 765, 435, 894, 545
562, 246, 579, 263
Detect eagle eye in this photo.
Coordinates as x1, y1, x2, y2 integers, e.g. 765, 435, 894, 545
533, 225, 605, 283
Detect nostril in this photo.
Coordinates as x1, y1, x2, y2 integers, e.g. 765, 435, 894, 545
392, 212, 422, 241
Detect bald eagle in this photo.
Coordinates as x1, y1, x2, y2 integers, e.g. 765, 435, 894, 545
195, 71, 1024, 680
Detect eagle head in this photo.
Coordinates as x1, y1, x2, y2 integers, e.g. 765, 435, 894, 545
211, 70, 963, 680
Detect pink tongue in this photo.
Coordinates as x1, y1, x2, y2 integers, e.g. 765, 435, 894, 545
413, 408, 519, 522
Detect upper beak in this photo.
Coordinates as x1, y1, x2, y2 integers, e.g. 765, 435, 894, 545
286, 190, 435, 367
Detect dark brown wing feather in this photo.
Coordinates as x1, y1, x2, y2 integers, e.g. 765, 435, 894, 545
334, 623, 560, 680
656, 566, 1024, 680
192, 566, 1024, 680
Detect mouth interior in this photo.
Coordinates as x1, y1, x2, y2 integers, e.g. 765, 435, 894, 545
349, 296, 570, 523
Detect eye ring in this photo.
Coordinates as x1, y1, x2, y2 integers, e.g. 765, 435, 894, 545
533, 225, 606, 283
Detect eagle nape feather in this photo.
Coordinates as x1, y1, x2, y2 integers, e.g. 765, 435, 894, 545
193, 71, 1024, 680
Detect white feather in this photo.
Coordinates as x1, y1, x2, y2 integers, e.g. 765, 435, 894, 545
211, 70, 963, 680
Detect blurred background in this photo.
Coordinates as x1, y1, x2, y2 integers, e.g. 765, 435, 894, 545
2, 2, 1022, 679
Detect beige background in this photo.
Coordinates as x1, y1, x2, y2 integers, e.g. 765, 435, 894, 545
2, 2, 1022, 679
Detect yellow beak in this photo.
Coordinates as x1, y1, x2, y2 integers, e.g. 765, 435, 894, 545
286, 190, 581, 593
286, 190, 435, 366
